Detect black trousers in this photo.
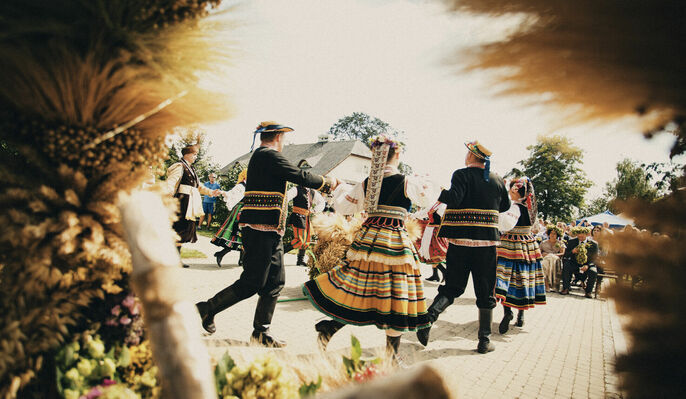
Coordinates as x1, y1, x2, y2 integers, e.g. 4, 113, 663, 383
231, 227, 285, 300
438, 244, 497, 309
208, 227, 285, 331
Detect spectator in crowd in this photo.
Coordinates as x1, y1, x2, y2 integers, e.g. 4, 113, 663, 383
560, 226, 599, 298
199, 173, 221, 230
540, 225, 565, 292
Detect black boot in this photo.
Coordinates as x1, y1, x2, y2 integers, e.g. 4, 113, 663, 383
416, 294, 451, 346
297, 249, 308, 266
437, 263, 447, 283
386, 335, 401, 361
237, 249, 244, 266
477, 308, 495, 354
197, 287, 242, 334
425, 267, 440, 282
214, 247, 231, 267
515, 309, 524, 327
177, 246, 190, 268
251, 295, 286, 348
499, 305, 513, 334
314, 319, 345, 350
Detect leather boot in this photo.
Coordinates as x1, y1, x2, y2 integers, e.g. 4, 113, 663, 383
197, 287, 242, 334
437, 263, 447, 283
297, 249, 308, 266
499, 305, 513, 334
214, 247, 231, 267
251, 295, 286, 348
515, 309, 525, 327
416, 294, 451, 346
386, 335, 401, 358
177, 246, 190, 268
425, 267, 440, 282
314, 319, 345, 350
477, 308, 495, 354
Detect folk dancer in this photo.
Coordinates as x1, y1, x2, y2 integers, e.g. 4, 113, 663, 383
303, 135, 438, 360
166, 145, 219, 268
211, 168, 248, 267
196, 122, 338, 347
495, 177, 546, 334
283, 160, 326, 266
418, 201, 448, 282
416, 140, 510, 353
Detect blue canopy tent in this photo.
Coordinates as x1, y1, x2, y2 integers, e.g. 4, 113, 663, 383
576, 211, 633, 228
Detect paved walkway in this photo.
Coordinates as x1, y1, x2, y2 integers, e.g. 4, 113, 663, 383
174, 235, 625, 398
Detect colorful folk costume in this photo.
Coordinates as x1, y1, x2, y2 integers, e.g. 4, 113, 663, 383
418, 202, 448, 282
196, 122, 335, 347
416, 140, 511, 354
166, 150, 215, 268
211, 169, 248, 267
284, 160, 326, 266
303, 135, 437, 360
496, 177, 546, 334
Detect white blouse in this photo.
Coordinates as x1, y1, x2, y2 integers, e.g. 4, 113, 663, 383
333, 166, 440, 216
222, 183, 246, 210
499, 203, 521, 232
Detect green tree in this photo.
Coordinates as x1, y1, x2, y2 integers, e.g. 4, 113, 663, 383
511, 135, 592, 221
603, 158, 659, 213
162, 126, 221, 181
328, 112, 413, 175
642, 161, 684, 196
328, 112, 401, 143
580, 196, 609, 217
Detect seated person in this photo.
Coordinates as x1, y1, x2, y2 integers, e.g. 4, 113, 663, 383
540, 225, 565, 292
560, 226, 599, 298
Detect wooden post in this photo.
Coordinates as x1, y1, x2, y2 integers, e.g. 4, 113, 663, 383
119, 190, 217, 399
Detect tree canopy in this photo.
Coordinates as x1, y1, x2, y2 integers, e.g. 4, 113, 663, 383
328, 112, 413, 175
328, 112, 401, 143
508, 135, 592, 221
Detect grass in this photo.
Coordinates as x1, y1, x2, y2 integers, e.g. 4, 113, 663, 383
196, 225, 220, 238
180, 248, 207, 259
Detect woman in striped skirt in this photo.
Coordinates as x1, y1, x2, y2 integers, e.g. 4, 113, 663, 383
496, 177, 546, 334
303, 135, 437, 360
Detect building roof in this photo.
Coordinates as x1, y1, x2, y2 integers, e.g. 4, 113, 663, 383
218, 139, 371, 177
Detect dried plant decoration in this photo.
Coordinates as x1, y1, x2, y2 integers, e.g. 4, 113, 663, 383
0, 1, 231, 396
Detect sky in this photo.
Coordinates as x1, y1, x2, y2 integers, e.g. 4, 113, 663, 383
198, 0, 683, 198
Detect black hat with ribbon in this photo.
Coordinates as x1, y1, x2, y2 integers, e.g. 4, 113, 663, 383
251, 121, 294, 151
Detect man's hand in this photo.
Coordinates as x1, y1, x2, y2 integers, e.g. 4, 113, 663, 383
580, 265, 589, 272
572, 248, 578, 254
211, 189, 221, 197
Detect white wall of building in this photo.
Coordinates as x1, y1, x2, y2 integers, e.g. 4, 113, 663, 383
327, 155, 371, 183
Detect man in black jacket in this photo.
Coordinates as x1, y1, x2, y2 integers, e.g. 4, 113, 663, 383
417, 141, 510, 353
196, 122, 338, 347
560, 227, 599, 298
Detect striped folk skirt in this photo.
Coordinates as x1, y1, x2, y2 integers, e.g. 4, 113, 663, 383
303, 220, 430, 332
210, 203, 243, 250
495, 230, 546, 309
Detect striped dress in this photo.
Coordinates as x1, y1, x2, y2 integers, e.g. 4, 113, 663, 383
495, 203, 547, 309
303, 169, 433, 332
211, 182, 245, 250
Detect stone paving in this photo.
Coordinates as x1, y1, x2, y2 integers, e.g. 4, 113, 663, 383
173, 235, 626, 398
